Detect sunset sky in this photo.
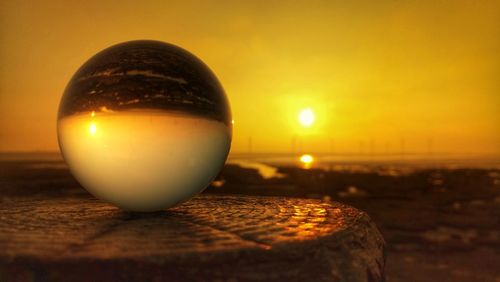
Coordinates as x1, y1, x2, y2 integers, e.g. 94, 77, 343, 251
1, 0, 499, 154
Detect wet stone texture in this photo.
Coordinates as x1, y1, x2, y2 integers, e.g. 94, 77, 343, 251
0, 195, 385, 281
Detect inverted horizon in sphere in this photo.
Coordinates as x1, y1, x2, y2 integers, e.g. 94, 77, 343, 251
59, 40, 231, 126
58, 40, 232, 211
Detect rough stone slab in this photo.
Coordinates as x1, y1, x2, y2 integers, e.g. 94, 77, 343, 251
0, 195, 385, 281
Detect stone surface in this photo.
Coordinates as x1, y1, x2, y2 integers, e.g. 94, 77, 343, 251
0, 195, 385, 281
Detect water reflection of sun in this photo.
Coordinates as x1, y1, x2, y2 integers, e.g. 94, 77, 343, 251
299, 154, 314, 169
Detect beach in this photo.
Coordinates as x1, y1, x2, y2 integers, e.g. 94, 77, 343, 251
1, 153, 499, 281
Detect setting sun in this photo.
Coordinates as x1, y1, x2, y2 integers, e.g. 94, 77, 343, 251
89, 123, 97, 135
298, 108, 315, 127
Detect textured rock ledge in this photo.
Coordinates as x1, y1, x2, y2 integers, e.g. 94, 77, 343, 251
0, 195, 385, 281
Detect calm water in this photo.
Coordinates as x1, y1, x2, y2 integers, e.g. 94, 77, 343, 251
2, 151, 498, 281
229, 152, 500, 171
2, 151, 500, 168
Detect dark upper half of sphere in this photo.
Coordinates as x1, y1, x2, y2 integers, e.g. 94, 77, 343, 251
58, 40, 231, 125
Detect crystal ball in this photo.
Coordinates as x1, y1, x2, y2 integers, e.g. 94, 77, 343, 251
57, 40, 232, 212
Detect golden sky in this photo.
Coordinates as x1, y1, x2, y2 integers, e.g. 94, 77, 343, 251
1, 0, 499, 154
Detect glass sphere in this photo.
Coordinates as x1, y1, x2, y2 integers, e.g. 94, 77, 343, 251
57, 40, 232, 212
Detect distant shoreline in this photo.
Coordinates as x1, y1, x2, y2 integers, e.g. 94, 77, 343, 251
1, 151, 499, 169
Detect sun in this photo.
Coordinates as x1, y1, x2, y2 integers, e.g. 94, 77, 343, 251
89, 123, 97, 135
298, 108, 315, 127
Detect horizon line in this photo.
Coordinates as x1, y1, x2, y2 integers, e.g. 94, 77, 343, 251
1, 150, 499, 157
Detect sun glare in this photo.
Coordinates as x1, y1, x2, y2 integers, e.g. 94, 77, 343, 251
89, 123, 97, 135
298, 108, 315, 127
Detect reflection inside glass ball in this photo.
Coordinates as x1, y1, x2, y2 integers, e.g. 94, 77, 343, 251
57, 41, 231, 211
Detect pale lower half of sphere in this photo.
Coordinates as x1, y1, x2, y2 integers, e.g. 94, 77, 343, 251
58, 110, 231, 211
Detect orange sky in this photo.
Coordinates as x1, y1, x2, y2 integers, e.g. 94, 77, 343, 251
1, 0, 499, 154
